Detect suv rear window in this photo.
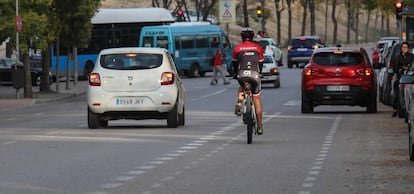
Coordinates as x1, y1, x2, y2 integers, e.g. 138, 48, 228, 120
100, 53, 163, 70
290, 38, 318, 46
313, 52, 364, 66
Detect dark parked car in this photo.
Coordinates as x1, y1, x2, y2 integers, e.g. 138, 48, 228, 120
301, 46, 377, 113
287, 35, 326, 68
0, 57, 52, 86
378, 42, 402, 106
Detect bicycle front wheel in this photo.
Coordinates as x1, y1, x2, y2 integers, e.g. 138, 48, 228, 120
245, 95, 253, 144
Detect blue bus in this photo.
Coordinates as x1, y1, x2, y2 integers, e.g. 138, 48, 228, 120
51, 8, 175, 79
139, 23, 233, 77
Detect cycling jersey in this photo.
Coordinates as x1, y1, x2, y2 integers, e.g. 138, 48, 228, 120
232, 41, 264, 95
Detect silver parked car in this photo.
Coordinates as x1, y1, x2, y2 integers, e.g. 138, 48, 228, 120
87, 47, 185, 129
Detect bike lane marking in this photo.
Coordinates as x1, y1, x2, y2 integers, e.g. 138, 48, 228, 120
299, 115, 341, 194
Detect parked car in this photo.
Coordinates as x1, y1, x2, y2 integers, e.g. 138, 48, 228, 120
301, 46, 377, 113
373, 39, 398, 69
0, 57, 52, 86
261, 54, 280, 88
380, 42, 403, 106
399, 71, 414, 121
87, 47, 186, 129
254, 37, 283, 66
287, 35, 326, 68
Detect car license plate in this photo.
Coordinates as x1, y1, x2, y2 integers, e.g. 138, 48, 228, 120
297, 48, 308, 51
327, 85, 350, 91
116, 98, 146, 105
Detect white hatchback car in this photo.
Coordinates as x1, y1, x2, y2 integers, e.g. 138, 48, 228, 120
261, 54, 280, 88
87, 47, 185, 129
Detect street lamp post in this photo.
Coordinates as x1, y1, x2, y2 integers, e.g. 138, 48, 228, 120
15, 0, 19, 99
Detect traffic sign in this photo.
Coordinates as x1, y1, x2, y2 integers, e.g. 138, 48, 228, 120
16, 15, 23, 32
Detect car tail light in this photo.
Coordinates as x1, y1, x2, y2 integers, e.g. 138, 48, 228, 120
357, 68, 372, 76
304, 67, 318, 76
160, 72, 175, 85
287, 46, 292, 51
270, 68, 279, 75
313, 45, 319, 49
89, 73, 101, 86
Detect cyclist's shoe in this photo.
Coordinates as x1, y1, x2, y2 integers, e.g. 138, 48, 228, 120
257, 126, 264, 135
234, 102, 242, 116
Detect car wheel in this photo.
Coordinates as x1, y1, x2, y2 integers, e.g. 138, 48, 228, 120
188, 64, 199, 78
178, 105, 185, 126
288, 61, 293, 68
88, 107, 101, 129
33, 75, 41, 86
301, 94, 313, 113
274, 80, 280, 88
100, 120, 108, 128
378, 85, 383, 103
167, 104, 178, 128
366, 92, 377, 113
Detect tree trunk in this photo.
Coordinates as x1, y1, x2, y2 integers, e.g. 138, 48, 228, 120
354, 5, 359, 44
23, 53, 32, 98
365, 10, 371, 43
275, 0, 282, 45
309, 0, 316, 35
40, 48, 51, 93
66, 47, 71, 90
287, 0, 293, 44
324, 0, 328, 42
346, 0, 351, 44
331, 0, 338, 45
243, 0, 249, 27
301, 0, 308, 36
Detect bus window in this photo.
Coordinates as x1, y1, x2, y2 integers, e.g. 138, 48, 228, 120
157, 36, 169, 49
142, 37, 154, 47
209, 35, 219, 48
174, 36, 181, 49
196, 35, 208, 48
221, 35, 230, 48
181, 36, 194, 49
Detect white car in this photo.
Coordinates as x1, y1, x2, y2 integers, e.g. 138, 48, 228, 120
87, 47, 185, 129
261, 54, 280, 88
254, 38, 283, 66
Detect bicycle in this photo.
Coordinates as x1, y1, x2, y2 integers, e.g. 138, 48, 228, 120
240, 81, 258, 144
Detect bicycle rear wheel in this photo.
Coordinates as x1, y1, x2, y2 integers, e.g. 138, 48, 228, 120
245, 95, 253, 144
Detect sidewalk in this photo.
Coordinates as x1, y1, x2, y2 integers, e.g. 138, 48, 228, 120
0, 81, 87, 108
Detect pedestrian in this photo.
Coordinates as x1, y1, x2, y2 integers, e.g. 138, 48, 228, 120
211, 48, 230, 85
391, 42, 414, 117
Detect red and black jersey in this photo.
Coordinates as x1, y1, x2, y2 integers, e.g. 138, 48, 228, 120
232, 41, 264, 72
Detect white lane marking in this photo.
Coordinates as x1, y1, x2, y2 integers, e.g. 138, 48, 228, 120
6, 118, 16, 121
191, 89, 227, 101
137, 165, 156, 170
3, 141, 16, 145
114, 176, 135, 181
147, 161, 164, 165
100, 183, 123, 189
284, 100, 301, 106
126, 170, 145, 175
299, 115, 341, 194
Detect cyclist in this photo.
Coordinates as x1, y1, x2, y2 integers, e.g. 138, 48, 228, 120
232, 27, 264, 135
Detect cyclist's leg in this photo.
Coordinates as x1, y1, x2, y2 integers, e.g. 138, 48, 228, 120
211, 66, 218, 85
234, 86, 244, 116
252, 78, 263, 134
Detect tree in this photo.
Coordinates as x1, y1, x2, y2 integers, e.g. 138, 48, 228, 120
152, 0, 173, 9
362, 0, 376, 43
308, 0, 316, 35
286, 0, 294, 43
274, 0, 285, 46
0, 0, 52, 98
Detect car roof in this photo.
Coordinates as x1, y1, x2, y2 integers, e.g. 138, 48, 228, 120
100, 47, 168, 55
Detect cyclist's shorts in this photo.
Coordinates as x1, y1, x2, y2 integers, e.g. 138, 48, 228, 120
237, 70, 261, 95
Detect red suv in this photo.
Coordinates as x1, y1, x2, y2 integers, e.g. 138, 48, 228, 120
301, 46, 377, 113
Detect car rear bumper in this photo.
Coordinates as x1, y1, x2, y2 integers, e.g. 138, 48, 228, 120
303, 85, 375, 106
288, 56, 311, 63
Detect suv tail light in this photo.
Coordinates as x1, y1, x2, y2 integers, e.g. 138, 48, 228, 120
287, 46, 292, 51
357, 68, 372, 76
89, 73, 101, 86
304, 67, 319, 76
160, 72, 175, 85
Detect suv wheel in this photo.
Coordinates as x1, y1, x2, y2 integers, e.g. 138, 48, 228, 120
301, 94, 313, 113
366, 93, 377, 113
167, 104, 178, 128
288, 61, 293, 68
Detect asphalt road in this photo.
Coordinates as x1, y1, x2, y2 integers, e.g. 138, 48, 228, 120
0, 64, 413, 194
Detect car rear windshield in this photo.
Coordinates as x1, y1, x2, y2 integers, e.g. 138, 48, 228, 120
312, 52, 364, 66
290, 38, 317, 46
100, 53, 163, 70
264, 55, 273, 63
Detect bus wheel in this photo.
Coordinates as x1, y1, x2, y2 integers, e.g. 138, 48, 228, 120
188, 64, 199, 78
200, 72, 206, 77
